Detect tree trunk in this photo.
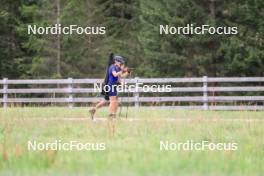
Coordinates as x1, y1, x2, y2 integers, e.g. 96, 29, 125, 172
56, 0, 61, 78
209, 0, 216, 22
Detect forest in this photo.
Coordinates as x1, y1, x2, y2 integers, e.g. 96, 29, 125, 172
1, 0, 264, 79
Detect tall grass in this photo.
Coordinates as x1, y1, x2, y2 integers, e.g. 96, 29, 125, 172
0, 108, 263, 176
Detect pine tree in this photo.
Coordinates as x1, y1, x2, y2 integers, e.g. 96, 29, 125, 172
20, 0, 63, 78
94, 0, 142, 75
215, 0, 264, 76
0, 0, 26, 78
2, 0, 264, 79
60, 0, 104, 78
138, 0, 264, 77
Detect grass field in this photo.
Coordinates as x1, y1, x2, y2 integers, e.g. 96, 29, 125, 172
0, 107, 263, 176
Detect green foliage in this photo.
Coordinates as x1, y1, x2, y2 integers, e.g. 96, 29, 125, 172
0, 0, 26, 78
94, 0, 143, 74
138, 0, 264, 77
0, 0, 263, 78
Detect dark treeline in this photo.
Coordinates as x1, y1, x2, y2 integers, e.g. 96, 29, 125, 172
0, 0, 264, 79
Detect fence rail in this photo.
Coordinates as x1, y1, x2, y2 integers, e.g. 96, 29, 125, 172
1, 76, 264, 110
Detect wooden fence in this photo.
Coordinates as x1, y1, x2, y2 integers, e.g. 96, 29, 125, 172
1, 76, 264, 110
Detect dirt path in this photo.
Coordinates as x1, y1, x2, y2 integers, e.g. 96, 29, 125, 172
9, 117, 264, 123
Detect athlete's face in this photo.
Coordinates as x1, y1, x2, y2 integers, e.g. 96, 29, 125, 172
120, 64, 125, 69
115, 61, 122, 67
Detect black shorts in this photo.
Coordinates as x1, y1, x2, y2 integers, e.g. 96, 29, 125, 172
104, 93, 110, 101
101, 84, 117, 101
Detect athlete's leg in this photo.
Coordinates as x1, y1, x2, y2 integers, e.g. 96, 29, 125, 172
108, 96, 118, 136
89, 96, 109, 120
109, 96, 118, 116
95, 100, 107, 109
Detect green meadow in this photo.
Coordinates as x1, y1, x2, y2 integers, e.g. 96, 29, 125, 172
0, 108, 263, 176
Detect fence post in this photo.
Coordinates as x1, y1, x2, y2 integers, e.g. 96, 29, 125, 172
203, 76, 209, 110
68, 78, 73, 108
3, 78, 8, 108
134, 77, 139, 108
